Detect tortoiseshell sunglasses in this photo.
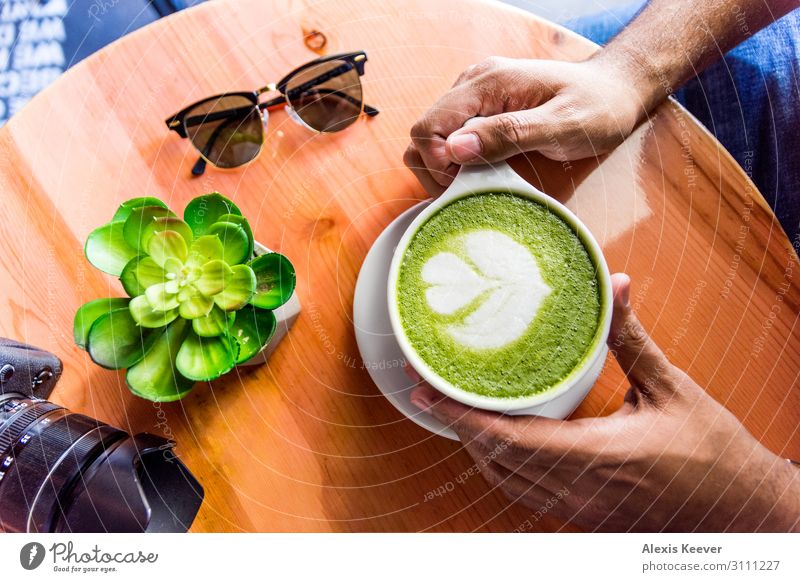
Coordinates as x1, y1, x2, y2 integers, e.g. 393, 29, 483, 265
166, 51, 379, 176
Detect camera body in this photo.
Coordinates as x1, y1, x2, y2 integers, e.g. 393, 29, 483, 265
0, 338, 62, 400
0, 338, 203, 533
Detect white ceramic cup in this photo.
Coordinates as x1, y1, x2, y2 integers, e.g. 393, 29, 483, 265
387, 161, 613, 418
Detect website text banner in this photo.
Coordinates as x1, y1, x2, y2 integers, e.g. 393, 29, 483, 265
1, 533, 797, 581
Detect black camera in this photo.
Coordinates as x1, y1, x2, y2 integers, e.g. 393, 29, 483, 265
0, 338, 203, 532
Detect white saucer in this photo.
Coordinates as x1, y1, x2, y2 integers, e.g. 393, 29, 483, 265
353, 202, 459, 440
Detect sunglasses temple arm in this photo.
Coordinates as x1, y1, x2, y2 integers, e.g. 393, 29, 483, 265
191, 114, 244, 177
309, 88, 378, 116
192, 157, 207, 177
184, 104, 255, 128
266, 88, 379, 117
259, 96, 285, 110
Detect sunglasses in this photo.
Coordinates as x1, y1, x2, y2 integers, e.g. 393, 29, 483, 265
166, 51, 379, 176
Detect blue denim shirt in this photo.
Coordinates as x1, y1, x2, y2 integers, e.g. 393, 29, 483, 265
564, 3, 800, 249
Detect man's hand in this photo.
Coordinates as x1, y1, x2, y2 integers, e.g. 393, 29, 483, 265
404, 1, 800, 196
408, 274, 800, 532
404, 57, 647, 195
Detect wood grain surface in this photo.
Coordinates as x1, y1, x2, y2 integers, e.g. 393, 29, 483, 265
0, 0, 797, 532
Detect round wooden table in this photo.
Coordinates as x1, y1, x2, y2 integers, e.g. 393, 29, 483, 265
0, 0, 797, 532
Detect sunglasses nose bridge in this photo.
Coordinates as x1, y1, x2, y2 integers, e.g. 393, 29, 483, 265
256, 82, 278, 95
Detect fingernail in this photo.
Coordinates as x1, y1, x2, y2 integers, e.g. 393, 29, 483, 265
410, 390, 432, 411
404, 364, 421, 383
447, 132, 482, 162
621, 282, 630, 307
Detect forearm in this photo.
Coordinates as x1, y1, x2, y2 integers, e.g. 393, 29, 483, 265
593, 0, 799, 113
746, 457, 800, 532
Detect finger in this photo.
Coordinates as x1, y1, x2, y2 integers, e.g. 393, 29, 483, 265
408, 379, 586, 462
409, 381, 512, 444
463, 438, 565, 494
461, 438, 544, 491
607, 273, 682, 405
601, 385, 639, 418
410, 84, 485, 186
403, 144, 446, 197
622, 385, 642, 408
444, 103, 560, 165
409, 133, 459, 188
479, 459, 563, 514
451, 58, 499, 88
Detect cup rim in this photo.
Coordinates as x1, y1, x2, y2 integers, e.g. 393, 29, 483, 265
387, 172, 613, 413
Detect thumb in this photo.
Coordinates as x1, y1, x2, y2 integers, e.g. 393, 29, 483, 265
408, 378, 509, 441
445, 106, 557, 165
607, 273, 681, 406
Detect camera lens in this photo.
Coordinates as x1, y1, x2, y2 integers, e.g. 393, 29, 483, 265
0, 394, 203, 533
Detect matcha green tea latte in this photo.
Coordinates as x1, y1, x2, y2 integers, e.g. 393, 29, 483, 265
395, 192, 603, 399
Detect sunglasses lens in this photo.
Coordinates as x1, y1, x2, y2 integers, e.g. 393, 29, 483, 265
285, 59, 363, 132
184, 95, 263, 168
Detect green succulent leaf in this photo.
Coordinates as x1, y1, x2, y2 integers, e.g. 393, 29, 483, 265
145, 282, 180, 311
214, 264, 256, 311
122, 205, 175, 251
186, 235, 224, 269
228, 305, 277, 364
87, 307, 157, 370
130, 294, 179, 328
73, 297, 130, 349
85, 221, 137, 276
163, 257, 183, 275
206, 221, 249, 265
111, 197, 168, 222
177, 285, 194, 303
140, 216, 193, 252
178, 291, 214, 319
183, 193, 242, 237
249, 252, 296, 309
194, 259, 233, 297
79, 193, 288, 402
119, 256, 146, 297
134, 256, 167, 288
217, 213, 254, 260
192, 306, 233, 337
147, 230, 188, 267
176, 330, 236, 381
126, 318, 195, 402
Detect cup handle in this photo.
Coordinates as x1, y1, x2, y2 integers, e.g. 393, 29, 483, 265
438, 159, 540, 204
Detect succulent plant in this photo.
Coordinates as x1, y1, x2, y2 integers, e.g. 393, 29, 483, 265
73, 193, 295, 401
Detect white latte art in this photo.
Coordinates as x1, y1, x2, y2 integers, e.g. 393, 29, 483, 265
421, 230, 551, 349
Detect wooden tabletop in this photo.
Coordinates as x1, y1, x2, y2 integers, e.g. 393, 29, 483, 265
0, 0, 797, 532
